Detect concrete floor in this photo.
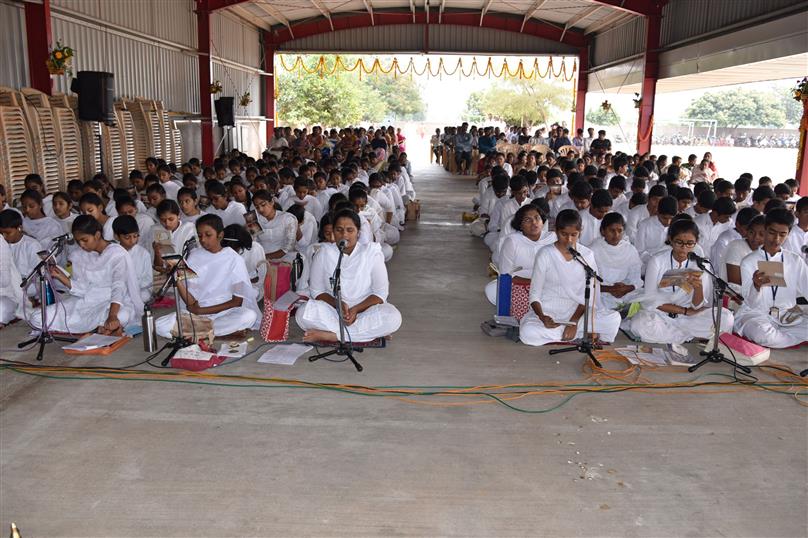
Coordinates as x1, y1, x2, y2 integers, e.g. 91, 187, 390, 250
1, 164, 806, 537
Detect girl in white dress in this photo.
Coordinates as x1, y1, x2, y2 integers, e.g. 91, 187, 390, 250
252, 190, 298, 262
51, 192, 78, 234
296, 214, 335, 297
27, 215, 144, 334
629, 219, 734, 344
590, 212, 642, 311
79, 193, 114, 241
485, 204, 556, 305
155, 215, 260, 338
0, 209, 43, 299
519, 209, 622, 347
296, 209, 402, 342
20, 190, 64, 247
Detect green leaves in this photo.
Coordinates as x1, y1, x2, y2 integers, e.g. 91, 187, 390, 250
685, 89, 786, 129
461, 79, 571, 127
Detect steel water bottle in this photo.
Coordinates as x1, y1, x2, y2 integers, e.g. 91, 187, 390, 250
142, 306, 157, 352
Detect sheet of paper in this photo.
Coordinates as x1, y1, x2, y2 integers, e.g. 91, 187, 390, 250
257, 344, 312, 365
62, 333, 124, 351
218, 341, 248, 358
172, 344, 214, 361
757, 260, 786, 287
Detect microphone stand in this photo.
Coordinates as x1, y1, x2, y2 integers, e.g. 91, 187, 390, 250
308, 243, 363, 372
148, 239, 195, 367
686, 257, 751, 374
17, 237, 77, 361
548, 247, 603, 369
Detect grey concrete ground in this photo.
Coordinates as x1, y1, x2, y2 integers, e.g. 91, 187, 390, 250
1, 164, 806, 537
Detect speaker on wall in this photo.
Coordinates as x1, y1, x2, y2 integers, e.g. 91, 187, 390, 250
214, 97, 235, 127
70, 71, 115, 124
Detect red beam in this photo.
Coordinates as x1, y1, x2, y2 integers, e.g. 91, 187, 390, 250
207, 0, 251, 11
798, 101, 808, 195
272, 11, 587, 49
262, 31, 275, 144
24, 0, 53, 95
636, 7, 660, 155
197, 0, 214, 164
574, 46, 588, 132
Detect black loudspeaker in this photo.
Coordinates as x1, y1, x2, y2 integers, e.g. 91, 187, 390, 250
70, 71, 115, 124
214, 97, 235, 127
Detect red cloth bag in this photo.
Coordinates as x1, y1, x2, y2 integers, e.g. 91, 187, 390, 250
264, 261, 292, 303
259, 291, 305, 342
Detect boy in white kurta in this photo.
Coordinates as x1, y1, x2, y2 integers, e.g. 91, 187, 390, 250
20, 190, 64, 248
634, 196, 677, 267
296, 209, 402, 342
0, 235, 24, 325
734, 209, 808, 348
577, 189, 613, 247
629, 219, 734, 344
519, 210, 621, 347
0, 210, 45, 299
113, 215, 154, 304
155, 215, 260, 337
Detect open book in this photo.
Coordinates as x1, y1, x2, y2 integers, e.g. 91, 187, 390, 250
152, 228, 176, 256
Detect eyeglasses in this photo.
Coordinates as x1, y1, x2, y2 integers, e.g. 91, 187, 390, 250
672, 240, 697, 248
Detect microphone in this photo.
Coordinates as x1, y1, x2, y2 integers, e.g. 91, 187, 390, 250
337, 239, 348, 250
52, 233, 72, 242
801, 245, 808, 254
183, 237, 197, 250
567, 245, 582, 258
687, 252, 710, 266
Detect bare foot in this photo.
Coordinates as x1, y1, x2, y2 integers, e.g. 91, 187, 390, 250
303, 329, 338, 342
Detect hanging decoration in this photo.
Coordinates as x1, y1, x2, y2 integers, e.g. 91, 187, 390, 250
239, 91, 252, 107
210, 80, 223, 94
600, 100, 612, 112
278, 54, 578, 82
46, 41, 74, 76
632, 92, 642, 109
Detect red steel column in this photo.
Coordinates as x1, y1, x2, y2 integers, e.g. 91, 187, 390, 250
574, 46, 588, 133
798, 100, 808, 196
262, 31, 275, 145
197, 0, 214, 164
636, 7, 661, 155
24, 0, 53, 95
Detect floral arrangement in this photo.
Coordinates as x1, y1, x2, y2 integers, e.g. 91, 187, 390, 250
793, 77, 808, 101
46, 41, 74, 76
600, 100, 612, 112
210, 80, 223, 94
633, 92, 642, 109
239, 91, 252, 107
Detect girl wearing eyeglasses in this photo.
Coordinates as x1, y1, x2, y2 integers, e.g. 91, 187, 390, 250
629, 219, 734, 344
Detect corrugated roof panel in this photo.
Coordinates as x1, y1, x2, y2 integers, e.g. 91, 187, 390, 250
660, 0, 806, 46
0, 1, 29, 88
591, 16, 646, 67
212, 11, 262, 68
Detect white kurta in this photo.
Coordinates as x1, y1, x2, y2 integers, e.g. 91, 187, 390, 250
578, 209, 603, 247
152, 221, 197, 256
634, 216, 668, 267
723, 238, 752, 283
0, 235, 24, 323
695, 212, 733, 255
128, 243, 154, 303
497, 198, 531, 236
208, 201, 247, 227
295, 242, 402, 341
296, 211, 319, 252
282, 194, 323, 221
238, 242, 267, 299
161, 180, 181, 200
22, 216, 64, 247
629, 247, 733, 344
734, 248, 808, 348
485, 231, 557, 305
710, 227, 741, 278
27, 243, 144, 333
519, 244, 621, 346
10, 235, 44, 298
589, 237, 643, 310
625, 204, 649, 243
783, 225, 808, 259
155, 247, 260, 337
257, 211, 298, 258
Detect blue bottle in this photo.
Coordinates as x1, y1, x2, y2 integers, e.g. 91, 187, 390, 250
44, 282, 55, 305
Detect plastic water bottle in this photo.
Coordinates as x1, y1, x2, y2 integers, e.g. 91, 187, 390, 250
44, 282, 55, 306
142, 306, 157, 353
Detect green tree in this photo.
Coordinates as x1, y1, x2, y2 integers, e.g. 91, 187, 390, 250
363, 74, 425, 121
685, 88, 785, 128
586, 106, 620, 126
277, 61, 364, 125
462, 91, 486, 124
779, 88, 803, 125
475, 79, 570, 127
